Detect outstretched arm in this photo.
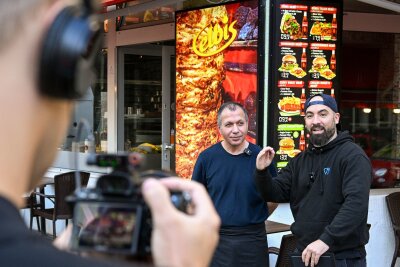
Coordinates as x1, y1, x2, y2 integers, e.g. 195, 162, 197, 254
255, 147, 292, 203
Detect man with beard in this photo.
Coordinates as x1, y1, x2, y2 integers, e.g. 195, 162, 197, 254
192, 102, 277, 267
254, 94, 371, 267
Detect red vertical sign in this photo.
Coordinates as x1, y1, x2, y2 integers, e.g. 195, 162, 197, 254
175, 0, 261, 178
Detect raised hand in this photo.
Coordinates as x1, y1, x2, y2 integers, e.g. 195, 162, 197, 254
256, 146, 275, 171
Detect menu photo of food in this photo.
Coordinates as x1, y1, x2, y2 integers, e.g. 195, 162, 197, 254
277, 137, 301, 158
234, 5, 259, 42
309, 6, 337, 41
280, 12, 303, 40
309, 56, 336, 80
278, 95, 301, 116
278, 54, 306, 78
310, 21, 333, 40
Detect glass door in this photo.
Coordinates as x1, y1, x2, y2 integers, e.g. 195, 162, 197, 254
117, 44, 174, 171
161, 46, 175, 171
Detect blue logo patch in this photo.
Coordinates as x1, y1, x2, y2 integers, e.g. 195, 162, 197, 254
323, 168, 331, 175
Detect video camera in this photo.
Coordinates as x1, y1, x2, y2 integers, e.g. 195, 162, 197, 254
68, 153, 191, 257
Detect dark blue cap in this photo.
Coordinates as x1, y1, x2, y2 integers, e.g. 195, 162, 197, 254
304, 94, 338, 113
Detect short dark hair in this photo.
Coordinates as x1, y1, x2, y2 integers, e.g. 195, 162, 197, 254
217, 102, 248, 127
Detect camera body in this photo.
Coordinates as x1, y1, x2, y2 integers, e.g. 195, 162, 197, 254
68, 153, 191, 256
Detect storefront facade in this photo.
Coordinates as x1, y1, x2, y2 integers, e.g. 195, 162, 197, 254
51, 0, 400, 187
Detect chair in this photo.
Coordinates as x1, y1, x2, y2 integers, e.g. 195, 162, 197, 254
386, 192, 400, 267
268, 233, 297, 267
30, 171, 90, 239
21, 193, 41, 232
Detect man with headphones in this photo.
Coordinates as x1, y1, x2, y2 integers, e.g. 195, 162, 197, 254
0, 0, 219, 266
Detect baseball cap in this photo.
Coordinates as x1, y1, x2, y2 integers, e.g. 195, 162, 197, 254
304, 94, 338, 113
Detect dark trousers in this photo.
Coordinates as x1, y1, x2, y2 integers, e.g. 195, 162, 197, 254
335, 257, 367, 267
294, 248, 367, 267
210, 223, 269, 267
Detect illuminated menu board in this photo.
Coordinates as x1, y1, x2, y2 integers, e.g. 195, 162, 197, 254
269, 0, 342, 169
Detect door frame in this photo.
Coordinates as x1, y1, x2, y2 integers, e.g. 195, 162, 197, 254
117, 45, 175, 170
106, 22, 174, 153
161, 46, 175, 170
116, 45, 163, 151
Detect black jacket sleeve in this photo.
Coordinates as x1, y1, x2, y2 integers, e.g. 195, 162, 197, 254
254, 165, 292, 203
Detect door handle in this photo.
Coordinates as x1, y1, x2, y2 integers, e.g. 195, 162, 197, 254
163, 144, 174, 151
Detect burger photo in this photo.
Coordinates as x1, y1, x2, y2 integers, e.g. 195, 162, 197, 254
309, 56, 336, 80
309, 56, 328, 72
279, 137, 295, 152
278, 137, 301, 157
278, 55, 298, 72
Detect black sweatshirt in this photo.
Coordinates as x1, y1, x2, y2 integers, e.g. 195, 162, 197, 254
255, 131, 372, 258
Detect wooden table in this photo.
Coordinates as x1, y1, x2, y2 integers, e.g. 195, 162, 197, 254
265, 220, 291, 234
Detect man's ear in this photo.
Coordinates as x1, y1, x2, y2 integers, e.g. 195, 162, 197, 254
334, 113, 340, 125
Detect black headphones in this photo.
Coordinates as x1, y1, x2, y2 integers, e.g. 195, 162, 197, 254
39, 0, 102, 99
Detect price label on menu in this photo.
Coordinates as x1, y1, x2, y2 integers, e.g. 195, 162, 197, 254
270, 0, 342, 169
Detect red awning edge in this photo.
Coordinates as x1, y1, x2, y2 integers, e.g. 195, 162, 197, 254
102, 0, 130, 7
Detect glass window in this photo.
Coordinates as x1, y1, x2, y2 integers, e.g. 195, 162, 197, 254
372, 143, 400, 160
93, 49, 108, 153
59, 49, 108, 154
104, 3, 175, 32
122, 54, 162, 152
340, 31, 399, 157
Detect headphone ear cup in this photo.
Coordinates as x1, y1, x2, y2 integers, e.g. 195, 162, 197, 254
39, 6, 101, 99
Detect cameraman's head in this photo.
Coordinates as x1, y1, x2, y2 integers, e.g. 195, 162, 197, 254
0, 0, 100, 205
0, 3, 221, 267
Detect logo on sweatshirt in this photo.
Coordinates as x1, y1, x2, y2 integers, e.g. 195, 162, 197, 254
323, 168, 331, 175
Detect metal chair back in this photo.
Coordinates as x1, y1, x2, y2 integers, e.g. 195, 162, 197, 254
386, 192, 400, 267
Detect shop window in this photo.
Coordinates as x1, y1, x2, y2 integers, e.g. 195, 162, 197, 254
342, 46, 380, 90
122, 54, 162, 151
340, 31, 400, 188
103, 3, 175, 32
59, 49, 108, 153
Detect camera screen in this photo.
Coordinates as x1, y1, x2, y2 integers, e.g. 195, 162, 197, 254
71, 202, 142, 253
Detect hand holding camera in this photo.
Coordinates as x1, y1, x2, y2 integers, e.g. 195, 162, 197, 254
64, 153, 220, 267
142, 177, 220, 267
